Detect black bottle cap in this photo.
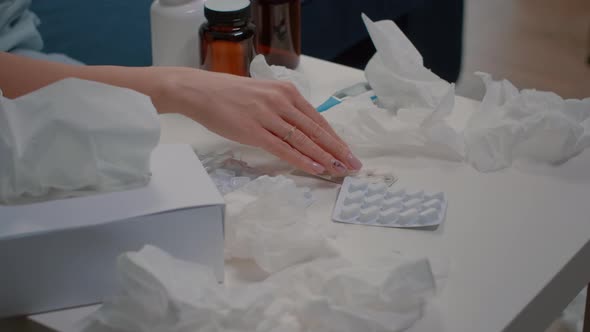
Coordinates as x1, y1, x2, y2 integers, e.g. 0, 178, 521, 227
205, 0, 251, 24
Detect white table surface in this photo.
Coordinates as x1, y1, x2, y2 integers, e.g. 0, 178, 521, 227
30, 56, 590, 332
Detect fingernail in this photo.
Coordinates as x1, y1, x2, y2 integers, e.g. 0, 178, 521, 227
347, 153, 363, 170
310, 162, 326, 175
331, 159, 349, 175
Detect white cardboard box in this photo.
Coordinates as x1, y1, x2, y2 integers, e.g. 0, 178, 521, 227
0, 144, 225, 318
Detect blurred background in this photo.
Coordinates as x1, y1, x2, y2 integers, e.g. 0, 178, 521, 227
456, 0, 590, 101
30, 0, 590, 101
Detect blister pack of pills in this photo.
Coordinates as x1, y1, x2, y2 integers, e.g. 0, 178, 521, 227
198, 152, 263, 195
332, 177, 447, 228
292, 168, 398, 186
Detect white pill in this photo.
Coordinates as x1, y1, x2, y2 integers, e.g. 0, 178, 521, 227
383, 196, 404, 209
420, 208, 439, 223
359, 206, 380, 222
385, 188, 406, 199
403, 198, 423, 209
398, 208, 419, 224
378, 208, 400, 224
349, 179, 368, 193
344, 191, 365, 205
362, 194, 384, 208
367, 182, 387, 195
423, 199, 441, 210
340, 204, 361, 219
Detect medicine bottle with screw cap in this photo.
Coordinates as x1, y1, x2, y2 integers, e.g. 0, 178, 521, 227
150, 0, 206, 67
251, 0, 301, 69
199, 0, 256, 77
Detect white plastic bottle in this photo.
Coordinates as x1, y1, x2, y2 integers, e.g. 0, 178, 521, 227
150, 0, 206, 67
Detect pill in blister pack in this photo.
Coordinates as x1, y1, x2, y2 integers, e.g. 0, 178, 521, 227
332, 177, 448, 228
201, 155, 264, 195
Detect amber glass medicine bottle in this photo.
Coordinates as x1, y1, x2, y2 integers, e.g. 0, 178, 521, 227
200, 0, 256, 77
252, 0, 301, 69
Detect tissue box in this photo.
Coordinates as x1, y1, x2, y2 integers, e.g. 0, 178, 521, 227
0, 144, 225, 318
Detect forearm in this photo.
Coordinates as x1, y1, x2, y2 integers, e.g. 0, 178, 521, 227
0, 53, 362, 176
0, 52, 161, 100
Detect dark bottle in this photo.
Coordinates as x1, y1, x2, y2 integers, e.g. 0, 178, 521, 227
252, 0, 301, 69
200, 0, 256, 77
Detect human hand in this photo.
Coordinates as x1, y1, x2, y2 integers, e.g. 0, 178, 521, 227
151, 68, 362, 176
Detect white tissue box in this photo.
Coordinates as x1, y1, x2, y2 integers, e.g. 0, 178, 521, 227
0, 144, 225, 318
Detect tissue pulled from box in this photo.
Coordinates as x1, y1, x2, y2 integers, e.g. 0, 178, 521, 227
0, 78, 160, 204
224, 175, 336, 274
250, 54, 311, 101
83, 245, 436, 332
465, 73, 590, 172
362, 14, 455, 115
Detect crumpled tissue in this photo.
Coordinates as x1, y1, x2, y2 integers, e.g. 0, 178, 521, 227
319, 15, 464, 161
465, 72, 590, 172
325, 92, 465, 161
250, 54, 311, 100
0, 0, 43, 52
82, 245, 436, 332
362, 14, 455, 115
0, 78, 161, 204
224, 175, 335, 274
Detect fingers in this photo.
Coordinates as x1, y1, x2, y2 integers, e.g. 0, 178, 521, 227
241, 80, 363, 176
278, 105, 363, 172
257, 131, 326, 175
264, 116, 353, 176
277, 81, 349, 148
294, 95, 349, 147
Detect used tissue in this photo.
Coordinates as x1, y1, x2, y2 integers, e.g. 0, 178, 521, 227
325, 93, 465, 161
362, 14, 455, 115
250, 54, 311, 100
465, 73, 590, 172
224, 175, 335, 274
0, 78, 161, 204
83, 245, 436, 332
321, 15, 464, 161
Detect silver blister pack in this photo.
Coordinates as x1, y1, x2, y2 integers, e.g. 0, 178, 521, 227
198, 152, 263, 195
332, 177, 447, 228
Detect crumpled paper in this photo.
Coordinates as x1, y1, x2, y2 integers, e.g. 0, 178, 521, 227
0, 0, 43, 52
325, 93, 465, 161
464, 72, 590, 172
319, 15, 464, 161
0, 78, 161, 204
224, 175, 335, 274
82, 245, 436, 332
362, 14, 455, 115
250, 54, 311, 100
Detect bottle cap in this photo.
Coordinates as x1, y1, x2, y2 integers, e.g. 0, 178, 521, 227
205, 0, 251, 24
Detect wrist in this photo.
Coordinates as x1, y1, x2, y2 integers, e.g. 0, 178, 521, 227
148, 67, 212, 116
141, 66, 170, 111
117, 66, 181, 115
